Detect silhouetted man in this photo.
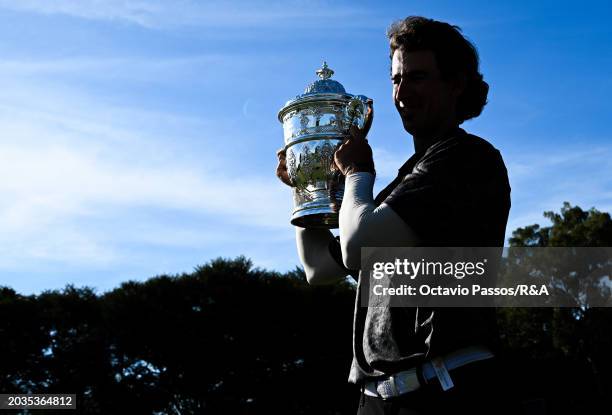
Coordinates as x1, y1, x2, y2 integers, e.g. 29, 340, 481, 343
277, 16, 511, 415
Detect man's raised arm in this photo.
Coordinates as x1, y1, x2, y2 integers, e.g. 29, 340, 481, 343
339, 172, 419, 271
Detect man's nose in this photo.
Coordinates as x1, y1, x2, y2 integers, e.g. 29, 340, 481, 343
394, 80, 409, 106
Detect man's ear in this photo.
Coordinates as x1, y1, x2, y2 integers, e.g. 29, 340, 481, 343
451, 72, 467, 98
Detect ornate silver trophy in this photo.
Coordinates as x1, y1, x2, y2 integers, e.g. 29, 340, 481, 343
278, 62, 373, 228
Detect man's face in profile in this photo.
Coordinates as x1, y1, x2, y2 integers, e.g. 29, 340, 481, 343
391, 48, 460, 137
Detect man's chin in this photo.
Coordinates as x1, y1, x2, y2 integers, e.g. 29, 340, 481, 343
402, 120, 419, 136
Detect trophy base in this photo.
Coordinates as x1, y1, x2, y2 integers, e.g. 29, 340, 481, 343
291, 206, 339, 229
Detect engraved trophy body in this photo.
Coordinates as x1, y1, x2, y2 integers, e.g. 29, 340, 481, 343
278, 62, 373, 228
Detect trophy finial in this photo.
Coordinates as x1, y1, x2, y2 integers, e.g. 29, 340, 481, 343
316, 61, 334, 80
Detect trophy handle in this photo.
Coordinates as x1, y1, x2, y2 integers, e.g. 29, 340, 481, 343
343, 95, 373, 135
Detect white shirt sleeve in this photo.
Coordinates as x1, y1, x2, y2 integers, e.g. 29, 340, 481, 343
339, 172, 420, 271
295, 227, 350, 285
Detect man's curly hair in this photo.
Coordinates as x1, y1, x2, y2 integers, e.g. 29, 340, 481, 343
387, 16, 489, 123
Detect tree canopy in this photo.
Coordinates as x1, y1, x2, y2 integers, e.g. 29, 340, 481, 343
498, 202, 612, 413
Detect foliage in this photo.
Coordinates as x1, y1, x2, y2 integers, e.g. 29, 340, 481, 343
498, 202, 612, 412
0, 257, 356, 414
1, 203, 611, 413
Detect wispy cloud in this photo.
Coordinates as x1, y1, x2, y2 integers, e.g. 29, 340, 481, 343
0, 76, 291, 270
0, 0, 181, 28
0, 139, 288, 228
506, 148, 611, 180
505, 145, 612, 239
0, 0, 379, 29
0, 55, 228, 83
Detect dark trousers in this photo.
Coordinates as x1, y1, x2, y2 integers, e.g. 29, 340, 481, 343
356, 358, 517, 415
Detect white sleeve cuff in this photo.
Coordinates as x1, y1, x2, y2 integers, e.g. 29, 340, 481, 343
343, 172, 375, 207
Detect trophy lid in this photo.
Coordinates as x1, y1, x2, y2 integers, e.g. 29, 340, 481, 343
303, 62, 346, 95
278, 61, 352, 122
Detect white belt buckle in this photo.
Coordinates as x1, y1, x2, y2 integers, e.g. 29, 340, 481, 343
375, 368, 421, 399
376, 376, 398, 399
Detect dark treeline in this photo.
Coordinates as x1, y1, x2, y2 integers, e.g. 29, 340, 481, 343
1, 202, 611, 414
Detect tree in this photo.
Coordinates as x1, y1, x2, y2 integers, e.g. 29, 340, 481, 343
0, 257, 358, 414
499, 202, 612, 412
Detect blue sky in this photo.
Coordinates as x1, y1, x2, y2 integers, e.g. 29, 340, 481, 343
0, 0, 610, 294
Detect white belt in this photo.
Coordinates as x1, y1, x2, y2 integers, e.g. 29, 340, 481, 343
363, 346, 494, 399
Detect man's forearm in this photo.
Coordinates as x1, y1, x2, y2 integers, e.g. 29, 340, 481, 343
295, 227, 349, 285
